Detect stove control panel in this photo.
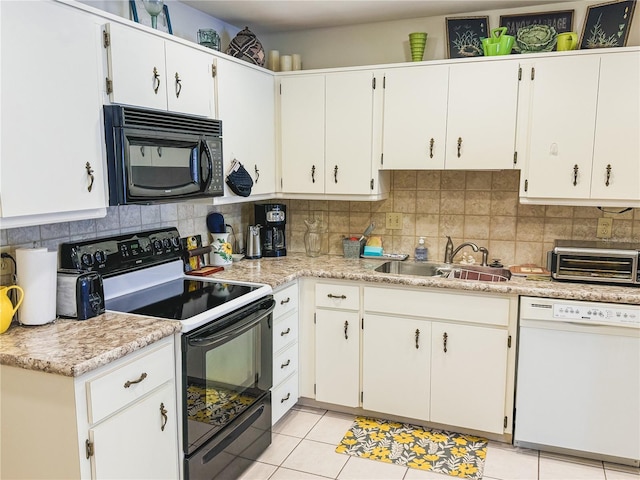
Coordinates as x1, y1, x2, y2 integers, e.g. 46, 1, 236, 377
59, 228, 183, 276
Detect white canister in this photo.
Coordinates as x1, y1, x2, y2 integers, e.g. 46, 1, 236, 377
268, 50, 280, 71
292, 54, 302, 71
209, 233, 233, 266
15, 248, 57, 325
280, 55, 292, 72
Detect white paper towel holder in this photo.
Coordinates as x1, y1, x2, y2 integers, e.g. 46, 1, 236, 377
15, 247, 57, 326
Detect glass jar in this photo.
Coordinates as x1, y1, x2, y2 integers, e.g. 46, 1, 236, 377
304, 218, 323, 257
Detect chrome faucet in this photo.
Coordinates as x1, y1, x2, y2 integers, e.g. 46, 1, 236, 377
443, 236, 489, 266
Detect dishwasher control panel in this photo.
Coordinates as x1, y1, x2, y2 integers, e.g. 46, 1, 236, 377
553, 303, 639, 326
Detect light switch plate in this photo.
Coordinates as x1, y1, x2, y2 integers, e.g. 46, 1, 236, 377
386, 213, 403, 230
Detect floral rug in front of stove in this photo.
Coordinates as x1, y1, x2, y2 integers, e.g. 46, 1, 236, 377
336, 416, 487, 479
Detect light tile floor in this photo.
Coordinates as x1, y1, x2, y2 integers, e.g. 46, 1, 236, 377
220, 405, 640, 480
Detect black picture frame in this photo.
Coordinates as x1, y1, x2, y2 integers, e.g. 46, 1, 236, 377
129, 0, 173, 35
445, 16, 490, 59
499, 10, 574, 38
580, 0, 636, 49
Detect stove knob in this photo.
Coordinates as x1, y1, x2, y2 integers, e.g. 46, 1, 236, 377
163, 238, 171, 249
171, 237, 181, 248
94, 250, 107, 264
153, 239, 163, 252
81, 253, 94, 267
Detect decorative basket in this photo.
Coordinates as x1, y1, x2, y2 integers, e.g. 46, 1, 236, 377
226, 27, 265, 67
343, 238, 364, 259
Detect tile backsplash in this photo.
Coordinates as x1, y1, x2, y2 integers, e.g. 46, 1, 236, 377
1, 170, 638, 283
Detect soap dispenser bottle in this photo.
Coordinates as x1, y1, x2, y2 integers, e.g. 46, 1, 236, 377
415, 237, 428, 261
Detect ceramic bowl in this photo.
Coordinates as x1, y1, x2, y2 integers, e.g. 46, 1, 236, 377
232, 253, 245, 262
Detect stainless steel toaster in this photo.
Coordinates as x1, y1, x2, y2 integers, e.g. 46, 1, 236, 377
56, 269, 105, 320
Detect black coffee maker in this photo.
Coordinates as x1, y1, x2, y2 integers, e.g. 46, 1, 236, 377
254, 203, 286, 257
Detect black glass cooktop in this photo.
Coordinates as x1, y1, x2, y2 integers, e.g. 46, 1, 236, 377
106, 279, 257, 320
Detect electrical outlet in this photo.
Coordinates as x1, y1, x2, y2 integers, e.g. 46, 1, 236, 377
386, 212, 403, 230
0, 249, 13, 275
596, 217, 613, 239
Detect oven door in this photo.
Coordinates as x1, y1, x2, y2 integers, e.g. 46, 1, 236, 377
182, 296, 274, 456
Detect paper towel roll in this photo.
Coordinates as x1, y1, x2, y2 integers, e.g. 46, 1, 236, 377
16, 248, 57, 325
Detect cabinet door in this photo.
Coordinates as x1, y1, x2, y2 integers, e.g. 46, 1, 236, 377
1, 1, 107, 218
106, 22, 168, 110
164, 42, 215, 117
280, 75, 325, 194
90, 382, 179, 479
446, 61, 519, 170
590, 52, 640, 202
325, 71, 374, 194
430, 323, 508, 434
315, 309, 360, 407
218, 58, 276, 196
381, 65, 449, 169
362, 314, 430, 421
522, 56, 600, 199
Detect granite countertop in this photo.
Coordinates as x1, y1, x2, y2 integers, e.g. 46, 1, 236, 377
211, 253, 640, 305
2, 253, 637, 378
0, 312, 180, 377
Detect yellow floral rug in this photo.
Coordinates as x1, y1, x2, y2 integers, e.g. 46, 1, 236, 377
336, 416, 487, 479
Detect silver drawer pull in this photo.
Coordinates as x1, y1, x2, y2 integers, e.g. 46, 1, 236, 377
327, 294, 346, 299
281, 359, 291, 368
280, 328, 291, 336
281, 393, 291, 403
124, 372, 147, 388
280, 297, 291, 305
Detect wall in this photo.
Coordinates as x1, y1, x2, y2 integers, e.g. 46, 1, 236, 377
283, 170, 640, 267
261, 1, 640, 69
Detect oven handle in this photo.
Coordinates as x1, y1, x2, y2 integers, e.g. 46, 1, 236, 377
187, 298, 275, 348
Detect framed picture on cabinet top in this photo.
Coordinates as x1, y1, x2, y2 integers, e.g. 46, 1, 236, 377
129, 0, 173, 35
445, 16, 489, 58
579, 0, 636, 49
499, 10, 574, 37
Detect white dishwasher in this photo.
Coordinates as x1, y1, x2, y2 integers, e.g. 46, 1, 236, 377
514, 296, 640, 467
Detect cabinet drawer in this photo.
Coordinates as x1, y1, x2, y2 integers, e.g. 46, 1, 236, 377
364, 286, 510, 326
273, 342, 298, 387
272, 374, 299, 425
315, 283, 359, 310
273, 311, 298, 353
86, 342, 174, 424
273, 283, 298, 319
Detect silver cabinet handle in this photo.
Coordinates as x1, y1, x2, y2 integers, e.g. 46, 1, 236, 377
124, 372, 147, 388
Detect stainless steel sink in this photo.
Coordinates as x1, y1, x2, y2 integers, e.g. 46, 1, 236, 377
374, 261, 511, 282
374, 261, 450, 277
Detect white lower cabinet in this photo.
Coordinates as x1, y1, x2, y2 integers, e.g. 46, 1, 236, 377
305, 280, 517, 437
430, 322, 508, 433
362, 313, 431, 420
0, 336, 179, 480
271, 282, 300, 424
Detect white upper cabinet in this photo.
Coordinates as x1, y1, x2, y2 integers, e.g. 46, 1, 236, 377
445, 61, 519, 170
381, 65, 449, 169
590, 52, 639, 203
279, 75, 326, 194
325, 71, 377, 194
0, 0, 107, 224
217, 58, 276, 197
518, 49, 639, 207
105, 22, 215, 118
519, 56, 600, 200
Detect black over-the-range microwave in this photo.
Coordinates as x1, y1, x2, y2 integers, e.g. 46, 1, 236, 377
103, 105, 224, 205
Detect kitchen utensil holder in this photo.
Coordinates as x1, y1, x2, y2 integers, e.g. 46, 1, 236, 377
343, 238, 364, 259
